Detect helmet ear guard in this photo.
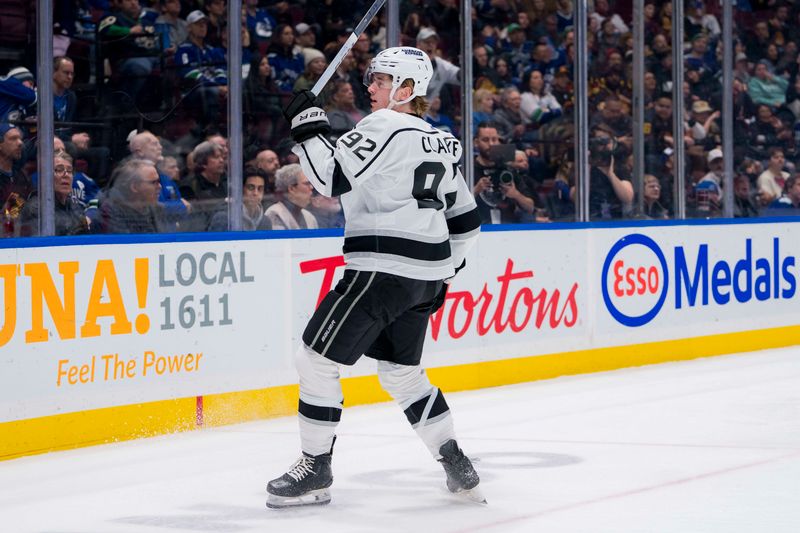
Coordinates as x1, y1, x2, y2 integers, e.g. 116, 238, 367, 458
363, 47, 433, 108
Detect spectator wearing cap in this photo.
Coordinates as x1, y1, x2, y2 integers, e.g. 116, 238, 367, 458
294, 23, 318, 62
154, 0, 188, 55
687, 100, 720, 148
757, 146, 790, 206
245, 0, 277, 49
0, 124, 31, 224
501, 23, 533, 79
748, 60, 789, 107
292, 48, 327, 92
692, 148, 724, 216
734, 52, 751, 83
53, 57, 77, 140
415, 27, 460, 102
733, 174, 760, 218
551, 66, 573, 111
0, 66, 36, 126
97, 0, 159, 105
175, 10, 228, 125
266, 24, 304, 93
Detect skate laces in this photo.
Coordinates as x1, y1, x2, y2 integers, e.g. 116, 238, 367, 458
286, 455, 316, 482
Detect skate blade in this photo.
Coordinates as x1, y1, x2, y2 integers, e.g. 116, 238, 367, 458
453, 485, 487, 505
266, 488, 331, 509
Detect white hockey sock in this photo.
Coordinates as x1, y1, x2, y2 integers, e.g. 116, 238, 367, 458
377, 361, 457, 458
294, 344, 343, 456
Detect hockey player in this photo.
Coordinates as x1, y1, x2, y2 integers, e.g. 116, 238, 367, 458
267, 46, 483, 508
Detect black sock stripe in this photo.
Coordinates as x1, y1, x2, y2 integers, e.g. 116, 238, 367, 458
299, 399, 342, 423
403, 389, 449, 425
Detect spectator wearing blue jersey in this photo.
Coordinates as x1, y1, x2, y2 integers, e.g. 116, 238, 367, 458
53, 57, 77, 140
424, 96, 457, 135
175, 10, 228, 125
0, 67, 37, 127
501, 23, 533, 81
766, 175, 800, 214
244, 0, 276, 49
267, 24, 304, 93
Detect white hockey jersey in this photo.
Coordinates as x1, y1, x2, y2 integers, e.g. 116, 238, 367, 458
293, 109, 481, 281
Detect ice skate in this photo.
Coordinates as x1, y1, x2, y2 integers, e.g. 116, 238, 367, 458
438, 439, 486, 504
266, 447, 333, 509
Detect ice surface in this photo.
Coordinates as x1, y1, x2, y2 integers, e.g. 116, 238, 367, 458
2, 347, 799, 532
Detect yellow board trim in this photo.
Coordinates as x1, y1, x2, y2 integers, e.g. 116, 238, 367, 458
3, 325, 799, 461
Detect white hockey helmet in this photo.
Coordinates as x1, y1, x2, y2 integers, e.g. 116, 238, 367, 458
363, 47, 433, 108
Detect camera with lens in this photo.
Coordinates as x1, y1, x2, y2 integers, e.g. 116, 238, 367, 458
589, 132, 619, 166
486, 143, 518, 187
485, 167, 516, 188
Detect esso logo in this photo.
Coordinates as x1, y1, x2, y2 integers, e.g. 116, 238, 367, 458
601, 234, 669, 327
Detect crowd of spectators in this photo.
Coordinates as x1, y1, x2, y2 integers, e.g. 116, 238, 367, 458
4, 0, 800, 237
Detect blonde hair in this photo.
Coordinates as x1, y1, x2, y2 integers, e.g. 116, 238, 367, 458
401, 78, 429, 116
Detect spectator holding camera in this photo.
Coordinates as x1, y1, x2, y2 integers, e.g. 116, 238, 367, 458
472, 122, 535, 224
588, 124, 633, 220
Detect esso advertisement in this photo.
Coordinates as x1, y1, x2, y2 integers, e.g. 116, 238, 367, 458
602, 234, 669, 327
600, 228, 800, 330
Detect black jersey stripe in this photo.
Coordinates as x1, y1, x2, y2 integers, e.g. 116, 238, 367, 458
353, 128, 446, 178
299, 399, 342, 423
446, 207, 482, 236
331, 160, 352, 196
301, 140, 327, 186
343, 235, 451, 262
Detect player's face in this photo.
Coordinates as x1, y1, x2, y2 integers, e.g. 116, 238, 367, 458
367, 73, 394, 111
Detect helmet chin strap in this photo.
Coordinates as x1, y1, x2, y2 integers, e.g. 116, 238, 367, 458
387, 82, 414, 110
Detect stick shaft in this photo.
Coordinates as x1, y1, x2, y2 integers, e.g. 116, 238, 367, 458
311, 0, 387, 96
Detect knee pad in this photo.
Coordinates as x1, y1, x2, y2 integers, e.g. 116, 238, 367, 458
377, 361, 434, 409
294, 344, 343, 408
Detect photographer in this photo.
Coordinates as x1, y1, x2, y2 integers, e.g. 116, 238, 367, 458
473, 122, 536, 224
589, 124, 634, 220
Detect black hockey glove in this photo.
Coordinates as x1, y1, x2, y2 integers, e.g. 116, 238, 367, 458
284, 90, 330, 143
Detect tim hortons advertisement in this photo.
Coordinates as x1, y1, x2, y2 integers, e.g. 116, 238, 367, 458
290, 230, 589, 373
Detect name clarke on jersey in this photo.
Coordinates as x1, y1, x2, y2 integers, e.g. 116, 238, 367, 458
421, 135, 459, 156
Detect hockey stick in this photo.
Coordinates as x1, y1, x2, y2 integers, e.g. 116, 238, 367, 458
310, 0, 388, 96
